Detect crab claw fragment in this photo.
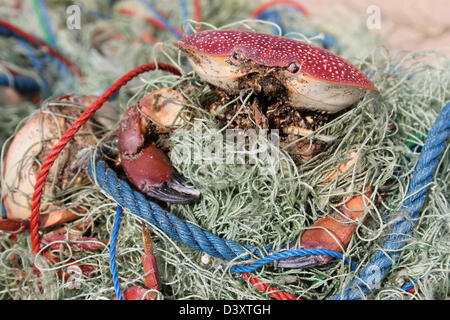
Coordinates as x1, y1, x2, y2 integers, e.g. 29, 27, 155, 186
1, 94, 117, 232
115, 285, 154, 300
275, 187, 372, 268
0, 218, 28, 234
118, 89, 200, 204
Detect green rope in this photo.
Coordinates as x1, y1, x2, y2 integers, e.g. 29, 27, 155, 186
31, 0, 54, 46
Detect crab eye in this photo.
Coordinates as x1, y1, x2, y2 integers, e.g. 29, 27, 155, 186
287, 62, 300, 74
230, 50, 245, 62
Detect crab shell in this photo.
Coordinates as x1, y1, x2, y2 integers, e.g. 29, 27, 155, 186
175, 30, 378, 113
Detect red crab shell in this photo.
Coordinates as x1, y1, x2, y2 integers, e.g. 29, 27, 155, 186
175, 30, 378, 113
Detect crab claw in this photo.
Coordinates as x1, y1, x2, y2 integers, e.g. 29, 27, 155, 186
0, 217, 28, 234
275, 187, 372, 268
118, 89, 200, 204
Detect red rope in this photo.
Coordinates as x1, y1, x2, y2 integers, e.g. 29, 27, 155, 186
0, 19, 84, 80
194, 0, 202, 24
250, 0, 310, 19
30, 62, 182, 254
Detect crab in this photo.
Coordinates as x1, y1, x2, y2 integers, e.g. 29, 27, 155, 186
118, 29, 379, 267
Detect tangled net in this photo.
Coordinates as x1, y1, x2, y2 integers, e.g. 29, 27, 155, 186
0, 1, 448, 300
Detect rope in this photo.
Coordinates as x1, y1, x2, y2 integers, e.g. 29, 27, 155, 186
110, 205, 124, 300
17, 39, 50, 96
89, 158, 356, 269
32, 0, 58, 47
138, 0, 184, 38
332, 102, 450, 300
30, 62, 182, 254
228, 249, 357, 273
0, 74, 41, 94
0, 19, 83, 81
180, 0, 189, 32
250, 0, 310, 19
89, 159, 265, 261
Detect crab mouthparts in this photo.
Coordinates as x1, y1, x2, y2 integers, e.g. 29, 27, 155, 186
238, 71, 286, 98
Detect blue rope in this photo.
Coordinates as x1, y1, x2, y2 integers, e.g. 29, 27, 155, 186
0, 25, 15, 37
18, 39, 50, 96
37, 0, 58, 48
86, 10, 112, 20
179, 0, 191, 34
88, 160, 268, 261
401, 280, 417, 292
110, 205, 124, 300
257, 10, 285, 35
255, 8, 340, 50
93, 159, 357, 300
332, 103, 450, 300
89, 161, 358, 275
180, 0, 189, 23
229, 249, 357, 273
138, 0, 183, 39
0, 74, 41, 94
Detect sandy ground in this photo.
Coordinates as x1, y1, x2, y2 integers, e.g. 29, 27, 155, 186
299, 0, 450, 55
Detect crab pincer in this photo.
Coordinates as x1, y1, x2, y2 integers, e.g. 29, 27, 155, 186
118, 89, 200, 204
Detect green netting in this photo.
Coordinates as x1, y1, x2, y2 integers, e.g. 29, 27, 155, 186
0, 1, 448, 300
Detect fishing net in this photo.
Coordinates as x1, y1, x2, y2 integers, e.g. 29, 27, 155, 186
0, 1, 448, 300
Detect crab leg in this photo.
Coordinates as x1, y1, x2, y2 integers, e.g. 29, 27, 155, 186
141, 223, 160, 298
276, 187, 372, 268
118, 89, 200, 204
116, 224, 160, 300
276, 154, 372, 268
0, 217, 28, 234
0, 209, 81, 234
